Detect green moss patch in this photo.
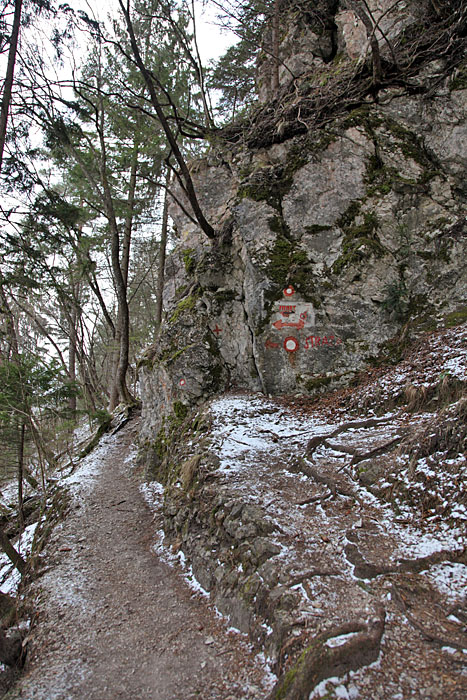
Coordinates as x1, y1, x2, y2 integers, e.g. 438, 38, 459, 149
450, 62, 467, 91
304, 375, 333, 392
332, 210, 386, 275
182, 248, 196, 275
169, 292, 200, 324
444, 307, 467, 327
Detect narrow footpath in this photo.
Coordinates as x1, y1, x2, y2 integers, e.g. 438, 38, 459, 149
9, 419, 272, 700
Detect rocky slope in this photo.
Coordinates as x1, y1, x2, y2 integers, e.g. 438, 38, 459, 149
140, 324, 466, 699
139, 0, 466, 441
136, 2, 466, 697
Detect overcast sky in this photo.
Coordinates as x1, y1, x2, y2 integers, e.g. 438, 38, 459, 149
67, 0, 234, 64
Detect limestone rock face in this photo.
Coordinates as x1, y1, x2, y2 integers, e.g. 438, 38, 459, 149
139, 16, 466, 438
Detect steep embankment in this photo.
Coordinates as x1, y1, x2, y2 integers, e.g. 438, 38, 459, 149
140, 324, 466, 699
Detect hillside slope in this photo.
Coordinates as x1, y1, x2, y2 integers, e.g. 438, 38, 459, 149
140, 324, 466, 699
138, 0, 466, 439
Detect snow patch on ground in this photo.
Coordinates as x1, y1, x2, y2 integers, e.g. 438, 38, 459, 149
309, 677, 360, 699
422, 562, 467, 604
60, 432, 117, 499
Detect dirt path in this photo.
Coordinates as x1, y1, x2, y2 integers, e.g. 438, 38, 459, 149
9, 419, 273, 700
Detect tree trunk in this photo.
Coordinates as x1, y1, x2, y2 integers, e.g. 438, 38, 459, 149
271, 0, 280, 94
0, 0, 23, 173
155, 168, 170, 327
0, 526, 26, 576
108, 319, 122, 411
17, 421, 25, 529
348, 0, 382, 83
68, 304, 78, 413
108, 138, 139, 409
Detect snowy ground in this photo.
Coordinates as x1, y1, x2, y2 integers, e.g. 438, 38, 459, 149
140, 325, 466, 699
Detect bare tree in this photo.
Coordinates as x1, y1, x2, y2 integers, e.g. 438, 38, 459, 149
0, 0, 23, 172
118, 0, 216, 240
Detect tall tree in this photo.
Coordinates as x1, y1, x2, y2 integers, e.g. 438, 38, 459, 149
118, 0, 216, 239
0, 0, 23, 172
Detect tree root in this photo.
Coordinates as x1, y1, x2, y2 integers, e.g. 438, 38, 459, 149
345, 538, 466, 579
289, 569, 340, 587
268, 607, 385, 700
297, 457, 358, 501
306, 417, 391, 456
391, 585, 467, 652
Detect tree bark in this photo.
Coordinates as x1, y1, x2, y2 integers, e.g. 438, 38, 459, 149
17, 421, 25, 529
271, 0, 280, 94
68, 288, 78, 414
348, 0, 382, 83
0, 0, 23, 173
93, 77, 134, 409
155, 168, 170, 327
0, 526, 26, 576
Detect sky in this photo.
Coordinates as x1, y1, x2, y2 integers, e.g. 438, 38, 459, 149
67, 0, 235, 64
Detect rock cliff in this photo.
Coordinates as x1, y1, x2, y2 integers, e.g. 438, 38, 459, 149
138, 0, 466, 437
135, 3, 466, 697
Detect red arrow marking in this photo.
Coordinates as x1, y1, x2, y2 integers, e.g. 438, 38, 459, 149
272, 318, 305, 331
265, 339, 279, 349
212, 325, 222, 335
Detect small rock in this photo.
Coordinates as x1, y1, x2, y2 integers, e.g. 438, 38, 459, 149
205, 636, 215, 645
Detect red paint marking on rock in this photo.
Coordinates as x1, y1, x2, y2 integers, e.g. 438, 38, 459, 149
284, 337, 299, 353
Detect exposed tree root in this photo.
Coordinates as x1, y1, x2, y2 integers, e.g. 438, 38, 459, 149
289, 569, 339, 587
268, 608, 385, 700
345, 537, 466, 579
391, 585, 467, 652
298, 457, 358, 500
306, 417, 392, 455
350, 437, 402, 466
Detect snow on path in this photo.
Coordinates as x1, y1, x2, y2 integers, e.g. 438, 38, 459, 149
9, 419, 274, 700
